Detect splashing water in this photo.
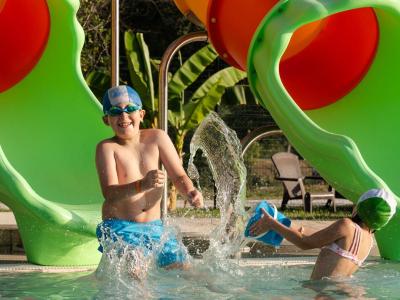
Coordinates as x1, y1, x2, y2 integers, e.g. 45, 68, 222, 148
188, 112, 249, 263
95, 221, 191, 297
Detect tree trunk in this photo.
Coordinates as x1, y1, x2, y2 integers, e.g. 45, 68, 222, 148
167, 134, 185, 211
168, 184, 177, 211
152, 115, 158, 129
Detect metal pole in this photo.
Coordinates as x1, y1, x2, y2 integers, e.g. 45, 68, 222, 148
159, 32, 208, 220
111, 0, 119, 86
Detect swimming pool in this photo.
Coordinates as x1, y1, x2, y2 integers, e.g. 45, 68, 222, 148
1, 257, 399, 299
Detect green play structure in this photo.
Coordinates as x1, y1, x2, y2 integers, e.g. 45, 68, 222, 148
247, 0, 400, 259
0, 0, 111, 265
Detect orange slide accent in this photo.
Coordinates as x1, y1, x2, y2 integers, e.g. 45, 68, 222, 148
207, 0, 325, 70
173, 0, 209, 25
0, 0, 6, 13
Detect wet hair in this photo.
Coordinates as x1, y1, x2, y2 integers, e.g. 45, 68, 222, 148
352, 213, 375, 233
351, 213, 363, 225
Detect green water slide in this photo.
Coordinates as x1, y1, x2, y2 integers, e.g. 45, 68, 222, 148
0, 0, 111, 265
247, 0, 400, 259
202, 0, 400, 259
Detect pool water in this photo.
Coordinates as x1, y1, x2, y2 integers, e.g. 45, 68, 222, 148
1, 258, 400, 299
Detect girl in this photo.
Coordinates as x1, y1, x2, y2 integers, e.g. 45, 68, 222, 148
250, 189, 396, 280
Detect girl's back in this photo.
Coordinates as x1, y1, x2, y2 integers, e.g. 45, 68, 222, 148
311, 218, 373, 280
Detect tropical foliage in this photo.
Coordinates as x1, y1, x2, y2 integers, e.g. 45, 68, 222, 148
77, 0, 201, 77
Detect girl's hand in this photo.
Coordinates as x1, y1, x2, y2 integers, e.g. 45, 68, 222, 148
249, 208, 276, 236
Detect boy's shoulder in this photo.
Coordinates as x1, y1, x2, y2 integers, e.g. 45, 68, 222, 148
96, 137, 117, 150
140, 128, 167, 140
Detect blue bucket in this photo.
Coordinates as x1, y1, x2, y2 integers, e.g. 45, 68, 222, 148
244, 200, 291, 247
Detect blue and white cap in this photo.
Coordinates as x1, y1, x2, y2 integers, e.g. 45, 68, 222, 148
102, 85, 142, 114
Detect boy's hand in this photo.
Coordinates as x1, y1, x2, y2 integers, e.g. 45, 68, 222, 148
187, 189, 204, 208
249, 208, 275, 236
141, 170, 165, 190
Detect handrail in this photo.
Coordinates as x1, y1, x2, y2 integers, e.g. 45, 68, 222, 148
241, 126, 284, 157
158, 32, 208, 220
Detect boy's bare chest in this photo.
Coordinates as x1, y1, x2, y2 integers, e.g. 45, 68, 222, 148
114, 144, 159, 182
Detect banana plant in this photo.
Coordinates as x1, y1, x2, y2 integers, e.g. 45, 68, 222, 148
223, 84, 260, 105
125, 30, 159, 128
168, 66, 247, 156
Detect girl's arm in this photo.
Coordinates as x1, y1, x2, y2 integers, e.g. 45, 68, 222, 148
250, 208, 350, 250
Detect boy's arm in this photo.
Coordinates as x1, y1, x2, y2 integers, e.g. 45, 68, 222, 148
95, 142, 143, 202
156, 130, 203, 207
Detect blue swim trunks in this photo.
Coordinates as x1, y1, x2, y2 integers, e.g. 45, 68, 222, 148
96, 219, 188, 268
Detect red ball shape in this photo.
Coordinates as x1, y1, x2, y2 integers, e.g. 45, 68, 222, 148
280, 8, 379, 110
0, 0, 50, 92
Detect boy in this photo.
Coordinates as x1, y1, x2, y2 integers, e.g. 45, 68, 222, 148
95, 85, 203, 274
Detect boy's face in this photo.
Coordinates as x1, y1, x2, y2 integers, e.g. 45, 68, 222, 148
103, 102, 145, 139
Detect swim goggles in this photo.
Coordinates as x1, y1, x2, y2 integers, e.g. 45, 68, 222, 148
106, 104, 141, 116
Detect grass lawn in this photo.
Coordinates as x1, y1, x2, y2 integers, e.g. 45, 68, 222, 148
169, 205, 353, 220
1, 206, 351, 219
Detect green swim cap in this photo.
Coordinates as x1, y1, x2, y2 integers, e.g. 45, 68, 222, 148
356, 189, 397, 230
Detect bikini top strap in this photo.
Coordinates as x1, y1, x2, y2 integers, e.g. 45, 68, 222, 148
356, 223, 374, 264
349, 222, 361, 256
353, 222, 374, 251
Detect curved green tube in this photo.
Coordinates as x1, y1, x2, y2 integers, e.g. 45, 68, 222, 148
0, 0, 111, 265
248, 0, 400, 260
